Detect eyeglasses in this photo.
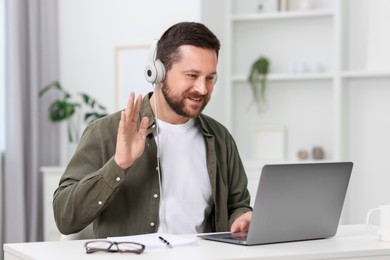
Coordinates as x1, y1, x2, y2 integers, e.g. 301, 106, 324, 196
84, 240, 145, 254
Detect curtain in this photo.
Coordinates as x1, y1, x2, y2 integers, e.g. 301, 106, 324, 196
4, 0, 59, 243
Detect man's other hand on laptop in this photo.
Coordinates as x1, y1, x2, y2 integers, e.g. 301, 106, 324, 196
231, 211, 252, 233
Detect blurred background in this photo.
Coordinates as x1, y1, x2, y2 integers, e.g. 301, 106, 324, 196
1, 0, 390, 250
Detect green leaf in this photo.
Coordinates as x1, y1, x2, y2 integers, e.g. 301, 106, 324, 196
84, 112, 108, 124
247, 57, 270, 112
39, 81, 108, 142
49, 100, 80, 121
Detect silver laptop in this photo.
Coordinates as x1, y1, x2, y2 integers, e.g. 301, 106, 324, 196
199, 162, 353, 245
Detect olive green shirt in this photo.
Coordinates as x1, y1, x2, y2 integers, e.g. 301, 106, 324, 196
53, 93, 252, 238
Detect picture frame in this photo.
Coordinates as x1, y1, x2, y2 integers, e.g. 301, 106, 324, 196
253, 126, 285, 161
114, 44, 153, 110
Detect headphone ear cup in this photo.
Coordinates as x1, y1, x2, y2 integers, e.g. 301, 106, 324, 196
144, 63, 157, 83
153, 59, 166, 84
144, 40, 166, 84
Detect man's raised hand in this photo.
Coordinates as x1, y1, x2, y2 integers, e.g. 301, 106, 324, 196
114, 92, 149, 170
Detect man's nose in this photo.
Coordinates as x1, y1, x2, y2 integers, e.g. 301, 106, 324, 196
194, 77, 208, 95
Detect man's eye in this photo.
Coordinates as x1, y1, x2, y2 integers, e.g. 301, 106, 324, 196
186, 74, 197, 79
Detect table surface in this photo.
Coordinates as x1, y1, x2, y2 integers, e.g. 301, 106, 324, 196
4, 225, 390, 260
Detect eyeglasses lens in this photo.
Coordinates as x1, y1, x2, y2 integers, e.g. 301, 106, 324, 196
117, 242, 144, 252
85, 241, 145, 254
86, 241, 112, 250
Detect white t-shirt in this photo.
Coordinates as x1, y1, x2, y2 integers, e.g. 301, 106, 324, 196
155, 118, 213, 234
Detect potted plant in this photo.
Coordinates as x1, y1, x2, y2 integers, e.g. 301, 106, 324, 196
247, 56, 270, 113
38, 81, 108, 142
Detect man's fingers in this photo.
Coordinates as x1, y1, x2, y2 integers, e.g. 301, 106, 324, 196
118, 110, 125, 134
231, 211, 252, 233
139, 117, 149, 136
124, 92, 143, 126
240, 221, 249, 232
125, 92, 135, 124
131, 94, 143, 123
231, 221, 248, 233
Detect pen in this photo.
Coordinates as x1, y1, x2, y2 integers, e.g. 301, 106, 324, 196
159, 236, 172, 248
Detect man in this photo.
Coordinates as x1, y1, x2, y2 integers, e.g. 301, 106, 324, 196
53, 21, 252, 238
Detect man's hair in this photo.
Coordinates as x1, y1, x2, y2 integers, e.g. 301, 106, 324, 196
157, 22, 221, 71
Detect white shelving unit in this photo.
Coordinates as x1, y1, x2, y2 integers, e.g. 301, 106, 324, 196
226, 0, 343, 162
225, 0, 390, 224
225, 0, 390, 161
231, 9, 334, 21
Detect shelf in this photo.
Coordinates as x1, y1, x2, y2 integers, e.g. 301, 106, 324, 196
232, 73, 334, 82
341, 70, 390, 79
232, 9, 334, 22
232, 71, 390, 83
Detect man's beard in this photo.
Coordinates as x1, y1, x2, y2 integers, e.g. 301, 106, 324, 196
161, 82, 210, 118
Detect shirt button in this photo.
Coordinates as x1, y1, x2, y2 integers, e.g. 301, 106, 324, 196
98, 201, 102, 205
116, 177, 121, 182
150, 222, 155, 227
153, 194, 159, 198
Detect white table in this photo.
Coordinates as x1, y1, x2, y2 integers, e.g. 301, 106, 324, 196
4, 225, 390, 260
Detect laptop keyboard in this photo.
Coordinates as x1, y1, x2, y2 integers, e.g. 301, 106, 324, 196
223, 232, 248, 241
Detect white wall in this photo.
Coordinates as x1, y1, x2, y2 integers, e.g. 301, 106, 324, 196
199, 0, 228, 126
58, 0, 204, 164
59, 0, 203, 111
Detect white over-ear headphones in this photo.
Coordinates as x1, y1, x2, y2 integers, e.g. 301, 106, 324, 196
144, 40, 166, 84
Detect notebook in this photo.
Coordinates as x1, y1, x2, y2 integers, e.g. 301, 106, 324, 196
198, 162, 353, 245
109, 233, 198, 249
